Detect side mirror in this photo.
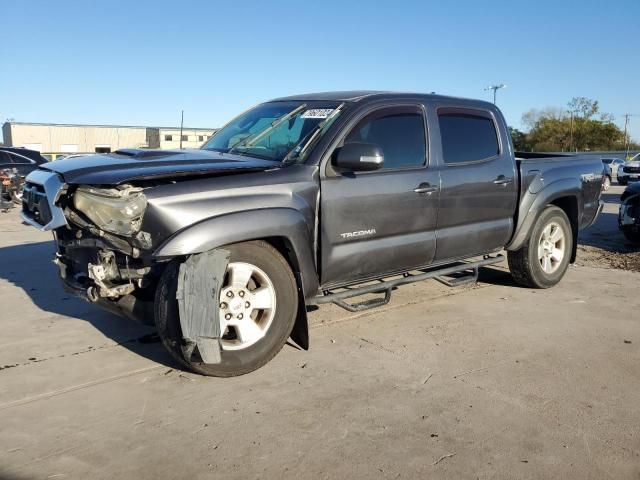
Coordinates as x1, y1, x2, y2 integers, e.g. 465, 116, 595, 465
333, 142, 384, 171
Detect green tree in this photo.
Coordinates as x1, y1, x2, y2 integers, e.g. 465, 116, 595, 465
521, 97, 626, 151
508, 126, 529, 151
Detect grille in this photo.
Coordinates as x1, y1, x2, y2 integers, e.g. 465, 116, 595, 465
19, 170, 67, 231
22, 182, 51, 226
623, 166, 640, 174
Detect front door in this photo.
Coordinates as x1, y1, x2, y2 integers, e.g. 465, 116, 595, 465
319, 105, 440, 288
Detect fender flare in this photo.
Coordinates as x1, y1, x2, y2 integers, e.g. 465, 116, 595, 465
507, 178, 582, 252
153, 208, 317, 351
153, 208, 319, 299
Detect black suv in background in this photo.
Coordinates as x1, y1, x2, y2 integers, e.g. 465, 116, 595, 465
0, 147, 48, 203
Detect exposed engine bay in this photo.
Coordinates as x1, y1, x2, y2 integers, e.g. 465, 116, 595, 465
29, 179, 163, 324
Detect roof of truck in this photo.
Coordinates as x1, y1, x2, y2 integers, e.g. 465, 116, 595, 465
269, 91, 494, 108
270, 91, 387, 102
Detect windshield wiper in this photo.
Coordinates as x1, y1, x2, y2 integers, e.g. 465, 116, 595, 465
228, 104, 307, 155
282, 103, 344, 164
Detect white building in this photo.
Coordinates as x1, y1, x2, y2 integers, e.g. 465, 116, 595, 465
2, 122, 217, 156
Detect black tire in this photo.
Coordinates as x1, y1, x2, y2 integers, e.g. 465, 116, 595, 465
619, 178, 628, 186
621, 226, 640, 245
508, 206, 573, 289
603, 175, 611, 191
155, 240, 298, 377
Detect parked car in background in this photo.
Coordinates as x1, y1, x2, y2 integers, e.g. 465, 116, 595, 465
619, 182, 640, 244
602, 162, 613, 190
0, 147, 48, 203
1, 170, 19, 209
602, 157, 625, 184
617, 158, 640, 185
55, 153, 96, 161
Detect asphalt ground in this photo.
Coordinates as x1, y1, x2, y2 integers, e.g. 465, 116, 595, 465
0, 186, 638, 479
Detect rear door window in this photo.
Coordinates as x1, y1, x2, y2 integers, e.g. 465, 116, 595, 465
8, 153, 34, 165
438, 110, 500, 164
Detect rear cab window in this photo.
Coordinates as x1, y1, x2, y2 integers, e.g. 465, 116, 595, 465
438, 108, 500, 164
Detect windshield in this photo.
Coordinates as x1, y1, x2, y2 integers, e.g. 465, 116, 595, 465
202, 101, 342, 163
602, 159, 613, 164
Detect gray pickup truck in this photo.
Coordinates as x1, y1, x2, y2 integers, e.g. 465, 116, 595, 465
21, 91, 604, 376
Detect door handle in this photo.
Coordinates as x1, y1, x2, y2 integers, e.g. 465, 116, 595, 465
493, 175, 513, 185
414, 183, 439, 195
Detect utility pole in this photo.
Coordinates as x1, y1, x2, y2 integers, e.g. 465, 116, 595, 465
484, 84, 507, 104
179, 110, 184, 149
568, 110, 576, 152
622, 114, 640, 159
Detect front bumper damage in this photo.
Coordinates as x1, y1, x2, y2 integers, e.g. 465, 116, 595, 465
22, 170, 159, 325
52, 235, 158, 326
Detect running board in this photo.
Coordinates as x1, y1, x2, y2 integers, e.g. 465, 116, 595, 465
312, 255, 504, 313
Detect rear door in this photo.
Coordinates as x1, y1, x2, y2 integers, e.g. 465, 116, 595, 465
319, 104, 440, 287
432, 105, 517, 261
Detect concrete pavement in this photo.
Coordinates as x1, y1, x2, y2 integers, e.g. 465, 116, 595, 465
0, 199, 639, 479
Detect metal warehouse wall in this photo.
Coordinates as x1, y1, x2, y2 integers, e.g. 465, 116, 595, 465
4, 124, 151, 152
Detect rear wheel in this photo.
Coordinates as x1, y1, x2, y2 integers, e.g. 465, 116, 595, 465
155, 240, 298, 377
508, 206, 573, 288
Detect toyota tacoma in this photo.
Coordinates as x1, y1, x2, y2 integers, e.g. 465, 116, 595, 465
21, 91, 604, 376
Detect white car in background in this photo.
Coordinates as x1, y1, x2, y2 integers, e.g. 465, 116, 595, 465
602, 157, 625, 178
618, 153, 640, 185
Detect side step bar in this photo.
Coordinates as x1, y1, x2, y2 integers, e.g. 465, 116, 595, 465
311, 254, 504, 312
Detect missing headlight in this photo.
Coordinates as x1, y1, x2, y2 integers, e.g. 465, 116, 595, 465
73, 185, 147, 236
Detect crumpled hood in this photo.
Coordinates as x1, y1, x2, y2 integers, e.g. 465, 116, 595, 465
40, 148, 279, 184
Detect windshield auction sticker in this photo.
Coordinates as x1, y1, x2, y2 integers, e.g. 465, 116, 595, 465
301, 109, 335, 119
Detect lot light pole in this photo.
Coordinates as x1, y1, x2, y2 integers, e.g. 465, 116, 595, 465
484, 84, 506, 105
623, 114, 639, 159
179, 110, 184, 149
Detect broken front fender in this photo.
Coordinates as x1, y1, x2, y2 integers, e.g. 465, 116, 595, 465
153, 208, 319, 300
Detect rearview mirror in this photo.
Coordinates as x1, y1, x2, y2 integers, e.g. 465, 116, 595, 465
333, 142, 384, 171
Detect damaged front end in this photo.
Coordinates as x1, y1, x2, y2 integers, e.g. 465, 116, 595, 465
619, 185, 640, 245
22, 171, 162, 325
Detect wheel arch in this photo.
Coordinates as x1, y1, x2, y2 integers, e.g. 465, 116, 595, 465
153, 209, 317, 350
507, 179, 582, 262
548, 196, 579, 263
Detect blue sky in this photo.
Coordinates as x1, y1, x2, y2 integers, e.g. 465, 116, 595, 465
1, 0, 639, 142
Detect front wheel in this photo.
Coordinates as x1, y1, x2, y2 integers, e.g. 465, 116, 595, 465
155, 240, 298, 377
508, 206, 573, 288
619, 178, 628, 186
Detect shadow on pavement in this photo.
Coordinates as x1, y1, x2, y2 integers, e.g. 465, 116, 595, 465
600, 191, 621, 205
478, 265, 519, 287
0, 240, 177, 369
